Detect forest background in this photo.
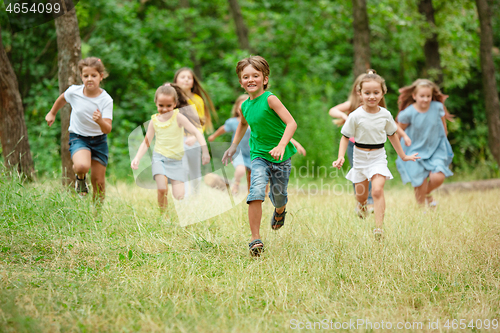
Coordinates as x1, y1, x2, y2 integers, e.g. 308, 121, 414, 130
1, 0, 499, 182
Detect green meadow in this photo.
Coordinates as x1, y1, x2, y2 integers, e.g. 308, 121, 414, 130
1, 176, 499, 332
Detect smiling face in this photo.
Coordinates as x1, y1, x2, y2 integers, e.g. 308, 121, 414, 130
412, 86, 433, 111
239, 65, 268, 98
175, 70, 194, 93
359, 80, 384, 111
156, 94, 176, 115
81, 66, 103, 92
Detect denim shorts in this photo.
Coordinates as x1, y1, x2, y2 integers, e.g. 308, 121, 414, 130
68, 132, 108, 166
247, 157, 292, 207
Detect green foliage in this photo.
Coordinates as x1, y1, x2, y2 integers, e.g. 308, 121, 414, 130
1, 0, 499, 179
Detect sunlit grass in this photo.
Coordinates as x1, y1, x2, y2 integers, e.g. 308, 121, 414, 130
1, 176, 499, 332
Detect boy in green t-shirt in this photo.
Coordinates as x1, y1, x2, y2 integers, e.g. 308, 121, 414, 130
222, 56, 297, 256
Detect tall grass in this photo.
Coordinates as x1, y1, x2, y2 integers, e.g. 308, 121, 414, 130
1, 175, 499, 332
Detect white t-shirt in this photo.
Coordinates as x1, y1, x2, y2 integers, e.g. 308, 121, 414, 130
341, 106, 397, 144
65, 85, 113, 136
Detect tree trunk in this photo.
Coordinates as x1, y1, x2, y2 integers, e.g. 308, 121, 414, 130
418, 0, 443, 86
179, 0, 202, 79
0, 25, 35, 179
476, 0, 500, 166
352, 0, 371, 77
54, 5, 82, 186
227, 0, 252, 52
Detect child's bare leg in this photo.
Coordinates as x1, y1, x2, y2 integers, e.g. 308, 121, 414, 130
171, 179, 185, 200
90, 160, 106, 202
155, 175, 169, 213
248, 200, 263, 242
72, 149, 91, 180
414, 179, 428, 205
426, 172, 445, 200
232, 165, 246, 194
246, 169, 251, 192
370, 174, 386, 229
355, 180, 370, 205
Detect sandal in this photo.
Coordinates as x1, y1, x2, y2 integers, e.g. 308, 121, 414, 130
373, 228, 383, 241
355, 201, 368, 219
75, 175, 88, 196
248, 239, 264, 257
270, 209, 287, 230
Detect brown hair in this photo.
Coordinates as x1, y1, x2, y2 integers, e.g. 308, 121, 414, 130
236, 56, 270, 90
154, 85, 178, 104
173, 67, 217, 132
78, 57, 108, 78
161, 82, 204, 133
231, 94, 249, 117
397, 79, 453, 121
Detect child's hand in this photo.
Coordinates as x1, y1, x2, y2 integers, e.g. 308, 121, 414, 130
222, 145, 237, 166
92, 109, 102, 123
402, 153, 420, 162
332, 157, 345, 169
185, 136, 197, 146
269, 145, 285, 161
131, 158, 140, 170
208, 135, 215, 142
202, 152, 211, 165
403, 135, 412, 146
45, 113, 56, 127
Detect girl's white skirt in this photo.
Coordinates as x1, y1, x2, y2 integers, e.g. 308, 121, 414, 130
346, 147, 393, 183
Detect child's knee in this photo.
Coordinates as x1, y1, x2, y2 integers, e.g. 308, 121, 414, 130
173, 193, 184, 200
371, 187, 384, 199
158, 189, 168, 196
73, 163, 90, 174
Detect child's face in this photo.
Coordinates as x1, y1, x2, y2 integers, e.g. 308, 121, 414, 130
81, 66, 103, 91
156, 94, 176, 114
412, 86, 433, 110
239, 65, 268, 95
359, 80, 384, 108
176, 70, 194, 92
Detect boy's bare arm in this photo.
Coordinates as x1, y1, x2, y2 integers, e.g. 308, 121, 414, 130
268, 95, 297, 144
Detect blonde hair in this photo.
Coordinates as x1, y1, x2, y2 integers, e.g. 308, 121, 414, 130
174, 67, 217, 132
78, 57, 108, 78
236, 56, 270, 89
398, 79, 453, 121
231, 94, 249, 117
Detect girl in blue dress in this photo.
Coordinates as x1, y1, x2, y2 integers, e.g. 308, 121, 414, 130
396, 79, 454, 207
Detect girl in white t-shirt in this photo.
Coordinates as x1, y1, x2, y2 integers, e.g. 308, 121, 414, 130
45, 57, 113, 202
332, 69, 420, 240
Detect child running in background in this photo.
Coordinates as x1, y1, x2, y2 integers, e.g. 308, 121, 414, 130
174, 68, 217, 195
396, 79, 454, 207
131, 84, 210, 213
45, 57, 113, 202
209, 94, 252, 195
329, 73, 411, 217
332, 70, 419, 240
210, 94, 306, 195
222, 56, 297, 256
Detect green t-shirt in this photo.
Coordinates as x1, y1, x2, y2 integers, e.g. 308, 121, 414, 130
241, 91, 297, 163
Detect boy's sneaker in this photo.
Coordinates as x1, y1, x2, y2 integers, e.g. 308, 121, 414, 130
75, 175, 89, 196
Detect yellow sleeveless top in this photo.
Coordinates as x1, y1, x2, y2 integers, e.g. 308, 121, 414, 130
187, 93, 205, 133
152, 109, 184, 160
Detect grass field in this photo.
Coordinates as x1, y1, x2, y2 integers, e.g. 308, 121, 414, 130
1, 176, 500, 332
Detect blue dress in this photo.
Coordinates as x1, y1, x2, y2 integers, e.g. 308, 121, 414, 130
396, 101, 453, 187
224, 117, 252, 169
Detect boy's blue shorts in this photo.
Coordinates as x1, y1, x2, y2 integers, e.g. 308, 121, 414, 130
247, 157, 291, 207
68, 132, 108, 167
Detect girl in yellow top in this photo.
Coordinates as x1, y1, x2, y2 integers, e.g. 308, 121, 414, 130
131, 84, 210, 213
174, 68, 217, 195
